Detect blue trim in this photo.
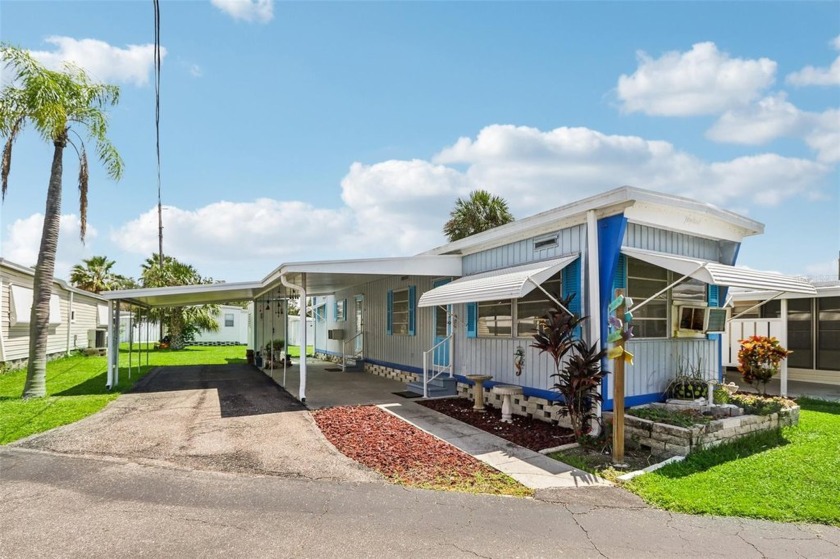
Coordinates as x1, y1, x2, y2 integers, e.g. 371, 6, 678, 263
365, 357, 424, 376
597, 214, 628, 402
602, 392, 664, 411
466, 302, 478, 338
316, 348, 342, 357
453, 375, 560, 402
408, 285, 417, 336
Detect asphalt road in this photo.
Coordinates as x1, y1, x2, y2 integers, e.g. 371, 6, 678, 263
2, 448, 839, 558
2, 364, 838, 558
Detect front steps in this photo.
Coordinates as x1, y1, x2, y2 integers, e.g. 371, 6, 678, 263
406, 376, 458, 398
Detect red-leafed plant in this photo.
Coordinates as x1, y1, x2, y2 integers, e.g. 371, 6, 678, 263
531, 295, 609, 440
737, 336, 792, 396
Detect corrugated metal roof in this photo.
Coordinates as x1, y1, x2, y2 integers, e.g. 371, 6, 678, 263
417, 254, 579, 307
621, 247, 816, 295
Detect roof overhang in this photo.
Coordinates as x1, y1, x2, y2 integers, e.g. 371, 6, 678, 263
621, 247, 816, 295
100, 281, 264, 308
260, 255, 463, 298
418, 255, 579, 307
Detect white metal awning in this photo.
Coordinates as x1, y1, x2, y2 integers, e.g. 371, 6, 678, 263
418, 255, 579, 308
621, 247, 816, 295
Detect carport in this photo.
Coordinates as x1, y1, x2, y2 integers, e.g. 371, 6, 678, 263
100, 255, 462, 403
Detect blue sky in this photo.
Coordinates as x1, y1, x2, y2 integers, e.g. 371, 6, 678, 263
1, 0, 838, 283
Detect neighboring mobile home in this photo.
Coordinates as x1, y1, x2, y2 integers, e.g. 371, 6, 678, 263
1, 258, 108, 369
119, 304, 252, 346
102, 186, 814, 419
724, 281, 840, 390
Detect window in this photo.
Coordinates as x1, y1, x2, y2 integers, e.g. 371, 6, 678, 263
787, 298, 812, 369
515, 272, 562, 336
626, 258, 708, 339
626, 258, 669, 338
478, 300, 512, 337
335, 299, 346, 321
224, 313, 234, 327
533, 234, 558, 251
314, 304, 326, 322
392, 289, 409, 335
817, 296, 840, 371
387, 287, 415, 336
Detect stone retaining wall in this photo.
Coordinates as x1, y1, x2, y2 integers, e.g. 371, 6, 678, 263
604, 406, 800, 458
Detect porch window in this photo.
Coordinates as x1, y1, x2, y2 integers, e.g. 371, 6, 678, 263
817, 296, 840, 371
224, 313, 234, 327
788, 298, 813, 369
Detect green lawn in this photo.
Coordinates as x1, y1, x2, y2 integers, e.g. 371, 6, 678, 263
626, 398, 840, 526
0, 345, 246, 445
285, 345, 314, 358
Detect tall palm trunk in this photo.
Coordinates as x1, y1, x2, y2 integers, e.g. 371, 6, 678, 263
22, 135, 65, 398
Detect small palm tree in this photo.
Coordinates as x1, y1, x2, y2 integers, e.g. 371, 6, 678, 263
70, 255, 119, 293
1, 44, 123, 398
140, 255, 219, 349
443, 189, 514, 242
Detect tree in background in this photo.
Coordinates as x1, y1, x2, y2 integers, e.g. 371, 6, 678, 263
1, 44, 124, 398
70, 255, 121, 293
443, 189, 514, 242
139, 255, 219, 349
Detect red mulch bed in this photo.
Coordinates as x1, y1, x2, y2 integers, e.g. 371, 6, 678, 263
418, 397, 575, 452
312, 405, 506, 487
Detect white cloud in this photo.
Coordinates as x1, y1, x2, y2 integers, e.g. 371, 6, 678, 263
28, 36, 163, 87
786, 35, 840, 87
434, 124, 830, 211
707, 95, 840, 163
211, 0, 274, 24
2, 213, 98, 280
617, 42, 776, 116
804, 259, 839, 279
107, 124, 834, 278
189, 64, 203, 78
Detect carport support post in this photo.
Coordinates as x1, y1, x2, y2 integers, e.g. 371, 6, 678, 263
780, 298, 788, 397
299, 282, 307, 402
106, 300, 114, 388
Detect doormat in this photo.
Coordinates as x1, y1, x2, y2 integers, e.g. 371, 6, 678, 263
324, 367, 343, 372
392, 391, 422, 399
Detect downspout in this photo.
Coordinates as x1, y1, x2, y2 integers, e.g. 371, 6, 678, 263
280, 273, 307, 403
65, 290, 74, 356
586, 211, 601, 421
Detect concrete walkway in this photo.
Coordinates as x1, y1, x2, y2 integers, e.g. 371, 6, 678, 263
379, 401, 610, 490
262, 359, 608, 490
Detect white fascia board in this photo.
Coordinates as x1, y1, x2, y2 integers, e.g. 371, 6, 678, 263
729, 284, 840, 301
420, 185, 763, 257
101, 281, 263, 308
624, 200, 762, 243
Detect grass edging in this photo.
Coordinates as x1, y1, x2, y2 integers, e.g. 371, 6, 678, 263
617, 455, 685, 482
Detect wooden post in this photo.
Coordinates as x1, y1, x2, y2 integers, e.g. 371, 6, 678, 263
613, 289, 625, 464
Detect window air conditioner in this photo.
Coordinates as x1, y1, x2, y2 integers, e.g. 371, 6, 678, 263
328, 329, 345, 340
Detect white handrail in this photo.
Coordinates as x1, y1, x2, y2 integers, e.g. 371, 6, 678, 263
342, 331, 364, 371
422, 334, 453, 398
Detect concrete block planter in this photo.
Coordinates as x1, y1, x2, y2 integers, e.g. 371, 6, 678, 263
604, 404, 800, 458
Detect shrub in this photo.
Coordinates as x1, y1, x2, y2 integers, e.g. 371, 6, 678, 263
531, 295, 609, 440
730, 393, 791, 415
737, 336, 792, 395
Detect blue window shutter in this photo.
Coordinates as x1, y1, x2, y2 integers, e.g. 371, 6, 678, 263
612, 254, 627, 292
408, 286, 416, 336
708, 285, 719, 308
561, 258, 582, 318
342, 299, 347, 321
466, 303, 477, 338
386, 290, 393, 335
333, 300, 338, 321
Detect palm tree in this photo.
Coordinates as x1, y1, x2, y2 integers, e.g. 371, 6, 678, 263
443, 189, 514, 242
1, 44, 123, 398
140, 255, 219, 349
70, 255, 119, 293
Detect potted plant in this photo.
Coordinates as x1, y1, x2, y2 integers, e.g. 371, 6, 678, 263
665, 355, 708, 400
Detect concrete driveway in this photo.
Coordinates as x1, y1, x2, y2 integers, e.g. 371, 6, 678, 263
13, 364, 379, 483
